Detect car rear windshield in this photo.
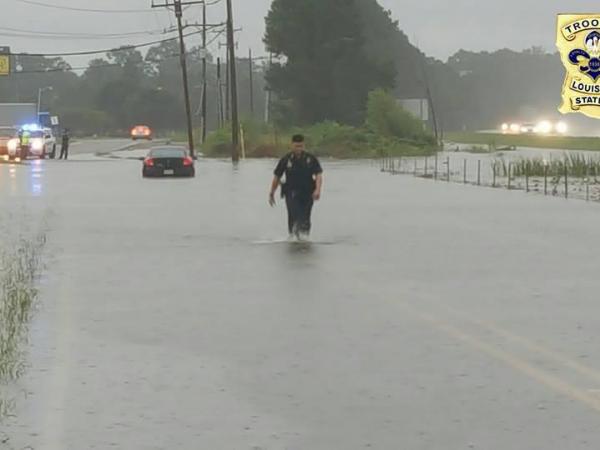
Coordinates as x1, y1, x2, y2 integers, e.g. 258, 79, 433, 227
150, 148, 186, 158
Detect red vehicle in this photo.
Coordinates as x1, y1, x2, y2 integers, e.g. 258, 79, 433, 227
131, 125, 152, 141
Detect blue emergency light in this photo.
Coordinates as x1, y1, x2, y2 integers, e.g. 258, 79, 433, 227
20, 123, 41, 132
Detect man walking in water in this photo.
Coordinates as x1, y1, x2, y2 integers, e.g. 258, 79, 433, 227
269, 134, 323, 240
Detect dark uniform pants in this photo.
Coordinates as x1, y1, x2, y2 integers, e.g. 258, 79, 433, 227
285, 191, 314, 235
59, 143, 69, 160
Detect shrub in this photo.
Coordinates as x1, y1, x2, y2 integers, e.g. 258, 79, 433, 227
366, 89, 433, 143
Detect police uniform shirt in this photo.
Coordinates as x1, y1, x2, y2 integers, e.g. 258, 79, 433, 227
274, 151, 323, 195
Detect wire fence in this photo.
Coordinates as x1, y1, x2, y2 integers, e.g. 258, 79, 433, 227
380, 153, 600, 202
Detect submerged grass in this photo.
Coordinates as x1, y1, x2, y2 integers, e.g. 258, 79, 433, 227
0, 225, 47, 421
492, 154, 600, 180
447, 132, 600, 152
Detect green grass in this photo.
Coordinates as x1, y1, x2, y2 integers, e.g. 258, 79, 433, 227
196, 120, 439, 159
447, 132, 600, 152
0, 227, 46, 421
491, 154, 600, 179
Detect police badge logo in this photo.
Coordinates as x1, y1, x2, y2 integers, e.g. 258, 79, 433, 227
558, 15, 600, 118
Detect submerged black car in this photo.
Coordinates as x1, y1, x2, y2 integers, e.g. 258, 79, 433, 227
142, 147, 195, 178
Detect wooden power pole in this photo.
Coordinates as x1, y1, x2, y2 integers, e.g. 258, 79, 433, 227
201, 2, 207, 144
152, 0, 204, 158
225, 0, 240, 162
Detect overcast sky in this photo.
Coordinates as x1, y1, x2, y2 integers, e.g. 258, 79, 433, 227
3, 0, 600, 67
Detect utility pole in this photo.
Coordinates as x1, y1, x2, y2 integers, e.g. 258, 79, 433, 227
201, 2, 207, 144
265, 52, 273, 123
248, 48, 254, 117
174, 0, 195, 158
217, 57, 224, 127
152, 0, 202, 158
225, 50, 231, 122
225, 0, 240, 161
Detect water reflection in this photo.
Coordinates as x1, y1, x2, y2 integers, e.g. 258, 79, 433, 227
0, 160, 46, 197
30, 160, 44, 197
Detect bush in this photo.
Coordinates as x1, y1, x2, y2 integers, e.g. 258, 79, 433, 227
366, 89, 433, 144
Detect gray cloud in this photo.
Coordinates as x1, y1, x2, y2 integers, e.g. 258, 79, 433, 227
3, 0, 600, 66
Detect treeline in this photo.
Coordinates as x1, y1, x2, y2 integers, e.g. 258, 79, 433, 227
0, 40, 266, 136
0, 0, 566, 138
264, 0, 564, 133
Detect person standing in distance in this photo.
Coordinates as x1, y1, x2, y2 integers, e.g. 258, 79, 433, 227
59, 128, 70, 160
269, 134, 323, 240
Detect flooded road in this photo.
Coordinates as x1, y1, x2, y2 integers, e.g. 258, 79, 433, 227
3, 143, 600, 449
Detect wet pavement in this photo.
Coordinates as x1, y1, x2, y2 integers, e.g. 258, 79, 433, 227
3, 142, 600, 449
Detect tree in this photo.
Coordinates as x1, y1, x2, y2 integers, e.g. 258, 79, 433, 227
107, 46, 145, 81
264, 0, 395, 125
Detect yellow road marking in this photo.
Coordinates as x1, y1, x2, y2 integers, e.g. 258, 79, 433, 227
401, 304, 600, 413
439, 305, 600, 386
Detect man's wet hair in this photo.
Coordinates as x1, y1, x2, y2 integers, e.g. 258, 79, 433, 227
292, 134, 305, 143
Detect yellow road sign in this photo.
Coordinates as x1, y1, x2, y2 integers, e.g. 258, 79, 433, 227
0, 55, 9, 76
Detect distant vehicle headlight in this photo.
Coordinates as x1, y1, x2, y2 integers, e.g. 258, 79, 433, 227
31, 138, 44, 151
501, 123, 509, 131
555, 122, 568, 134
7, 138, 19, 152
536, 121, 553, 134
510, 123, 521, 133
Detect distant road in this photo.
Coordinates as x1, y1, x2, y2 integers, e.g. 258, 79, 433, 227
68, 138, 136, 156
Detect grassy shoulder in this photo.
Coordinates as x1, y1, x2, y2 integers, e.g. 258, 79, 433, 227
196, 121, 437, 159
179, 90, 440, 159
446, 132, 600, 152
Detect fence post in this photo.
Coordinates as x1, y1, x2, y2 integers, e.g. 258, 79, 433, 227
424, 157, 428, 177
507, 163, 512, 190
463, 159, 467, 184
544, 164, 548, 195
586, 160, 590, 201
492, 162, 497, 188
398, 157, 402, 174
477, 160, 481, 186
413, 158, 417, 176
446, 156, 450, 182
434, 153, 438, 180
564, 162, 568, 199
525, 161, 529, 193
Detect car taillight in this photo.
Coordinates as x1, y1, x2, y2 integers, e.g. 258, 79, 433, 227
183, 157, 193, 167
144, 158, 154, 167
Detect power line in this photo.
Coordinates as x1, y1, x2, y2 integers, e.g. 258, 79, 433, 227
9, 31, 203, 58
0, 28, 171, 40
10, 49, 201, 75
15, 0, 156, 13
9, 32, 223, 75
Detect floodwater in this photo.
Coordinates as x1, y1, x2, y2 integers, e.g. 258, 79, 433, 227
3, 142, 600, 449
